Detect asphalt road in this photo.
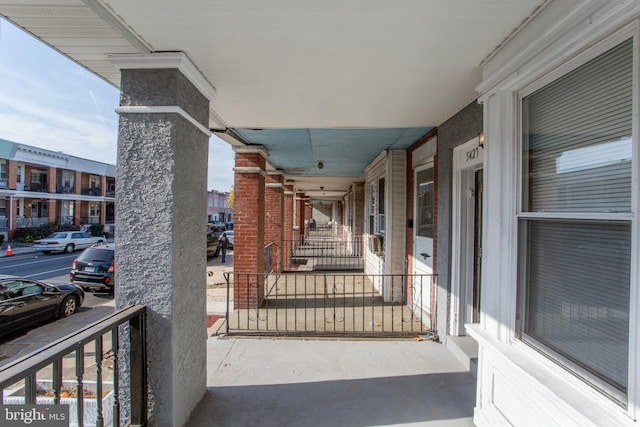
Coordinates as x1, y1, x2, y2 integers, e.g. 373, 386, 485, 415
0, 251, 115, 365
0, 251, 77, 281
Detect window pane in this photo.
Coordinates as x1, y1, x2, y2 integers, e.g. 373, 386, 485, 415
523, 39, 633, 213
416, 168, 434, 238
525, 220, 630, 393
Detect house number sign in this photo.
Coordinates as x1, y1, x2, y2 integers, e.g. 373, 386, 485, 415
465, 146, 480, 163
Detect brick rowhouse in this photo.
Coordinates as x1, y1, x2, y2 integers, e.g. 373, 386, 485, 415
233, 147, 267, 308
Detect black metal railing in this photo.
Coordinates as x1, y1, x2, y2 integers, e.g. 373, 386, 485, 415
284, 235, 364, 271
0, 305, 147, 427
304, 224, 338, 239
224, 272, 434, 337
82, 187, 102, 196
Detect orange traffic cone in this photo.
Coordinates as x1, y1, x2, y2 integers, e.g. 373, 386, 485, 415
5, 244, 13, 257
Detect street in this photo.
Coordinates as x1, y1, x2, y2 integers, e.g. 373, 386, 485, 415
0, 251, 77, 281
0, 250, 115, 365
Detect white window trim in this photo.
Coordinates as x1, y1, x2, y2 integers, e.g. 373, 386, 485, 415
413, 161, 435, 240
513, 23, 639, 416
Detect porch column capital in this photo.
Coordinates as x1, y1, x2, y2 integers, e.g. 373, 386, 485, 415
109, 52, 217, 101
233, 145, 270, 159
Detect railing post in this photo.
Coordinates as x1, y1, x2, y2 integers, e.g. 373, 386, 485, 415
129, 310, 147, 426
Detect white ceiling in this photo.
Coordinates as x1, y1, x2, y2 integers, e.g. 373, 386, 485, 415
0, 0, 544, 130
0, 0, 545, 201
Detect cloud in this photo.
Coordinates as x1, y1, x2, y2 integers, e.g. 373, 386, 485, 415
208, 136, 235, 192
0, 17, 235, 192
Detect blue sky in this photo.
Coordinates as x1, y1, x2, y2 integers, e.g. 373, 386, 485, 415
0, 18, 234, 193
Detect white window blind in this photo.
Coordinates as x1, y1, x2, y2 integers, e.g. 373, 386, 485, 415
523, 39, 633, 213
520, 38, 633, 399
525, 220, 630, 392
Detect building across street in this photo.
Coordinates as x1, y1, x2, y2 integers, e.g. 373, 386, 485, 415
0, 138, 116, 240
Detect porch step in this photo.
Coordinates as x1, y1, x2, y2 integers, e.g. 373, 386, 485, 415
446, 335, 478, 379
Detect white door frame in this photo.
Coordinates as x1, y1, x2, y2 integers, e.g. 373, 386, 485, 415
450, 137, 484, 336
412, 160, 435, 324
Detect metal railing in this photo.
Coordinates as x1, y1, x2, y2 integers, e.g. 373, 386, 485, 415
225, 272, 434, 337
304, 224, 338, 239
284, 235, 364, 271
264, 242, 274, 274
82, 187, 102, 196
0, 305, 147, 427
15, 217, 49, 228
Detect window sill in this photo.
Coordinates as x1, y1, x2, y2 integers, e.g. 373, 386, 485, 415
466, 324, 634, 427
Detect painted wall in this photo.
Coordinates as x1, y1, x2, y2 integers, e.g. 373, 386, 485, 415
436, 101, 483, 340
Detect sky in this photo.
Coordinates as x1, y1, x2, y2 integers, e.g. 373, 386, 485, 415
0, 18, 235, 193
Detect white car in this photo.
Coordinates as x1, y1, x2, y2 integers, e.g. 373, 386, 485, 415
33, 232, 105, 254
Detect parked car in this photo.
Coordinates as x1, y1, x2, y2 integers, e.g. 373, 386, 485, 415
70, 243, 115, 294
0, 275, 84, 337
208, 221, 226, 232
34, 231, 105, 254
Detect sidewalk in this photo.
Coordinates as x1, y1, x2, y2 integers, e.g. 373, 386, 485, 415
206, 251, 234, 332
0, 244, 35, 257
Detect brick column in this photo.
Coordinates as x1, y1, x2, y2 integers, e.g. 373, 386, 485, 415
111, 53, 214, 427
100, 201, 106, 225
9, 196, 17, 238
48, 200, 57, 224
74, 201, 82, 226
296, 192, 306, 241
233, 147, 268, 308
265, 172, 284, 273
305, 201, 312, 225
283, 184, 294, 270
48, 167, 57, 193
74, 171, 82, 195
7, 160, 17, 190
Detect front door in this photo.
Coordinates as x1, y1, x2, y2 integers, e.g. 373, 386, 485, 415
450, 137, 484, 335
412, 165, 435, 326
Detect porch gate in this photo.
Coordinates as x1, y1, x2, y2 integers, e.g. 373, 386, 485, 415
224, 272, 434, 337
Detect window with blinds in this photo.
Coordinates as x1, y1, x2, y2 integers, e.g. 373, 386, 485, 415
520, 38, 633, 402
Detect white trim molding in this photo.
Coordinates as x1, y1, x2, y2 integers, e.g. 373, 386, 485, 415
233, 146, 270, 159
108, 52, 217, 102
233, 167, 266, 177
114, 106, 212, 137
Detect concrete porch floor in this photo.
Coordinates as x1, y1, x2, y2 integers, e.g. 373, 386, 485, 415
185, 337, 476, 427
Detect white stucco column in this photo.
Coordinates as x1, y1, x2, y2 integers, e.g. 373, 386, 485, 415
112, 53, 215, 427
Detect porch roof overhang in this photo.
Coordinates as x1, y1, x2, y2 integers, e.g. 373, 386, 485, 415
0, 0, 545, 201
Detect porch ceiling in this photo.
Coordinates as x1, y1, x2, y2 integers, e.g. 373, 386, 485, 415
0, 0, 544, 197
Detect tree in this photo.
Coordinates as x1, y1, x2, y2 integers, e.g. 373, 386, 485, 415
226, 185, 234, 209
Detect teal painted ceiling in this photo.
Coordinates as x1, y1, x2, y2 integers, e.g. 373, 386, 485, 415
234, 128, 432, 177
